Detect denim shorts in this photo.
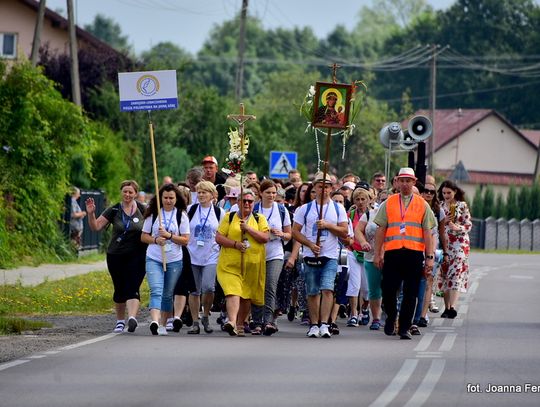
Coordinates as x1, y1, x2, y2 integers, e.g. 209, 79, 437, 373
304, 258, 338, 295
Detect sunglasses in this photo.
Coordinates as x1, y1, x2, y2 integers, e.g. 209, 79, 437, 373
243, 199, 254, 204
423, 189, 436, 195
374, 179, 386, 183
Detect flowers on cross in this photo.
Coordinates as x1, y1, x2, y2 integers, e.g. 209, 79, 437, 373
223, 128, 250, 175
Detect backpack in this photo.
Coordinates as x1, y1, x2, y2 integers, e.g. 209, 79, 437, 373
228, 211, 259, 223
303, 200, 340, 231
151, 207, 183, 230
108, 201, 147, 229
187, 203, 222, 222
253, 202, 287, 227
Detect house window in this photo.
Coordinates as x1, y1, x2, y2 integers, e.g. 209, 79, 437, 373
0, 33, 17, 59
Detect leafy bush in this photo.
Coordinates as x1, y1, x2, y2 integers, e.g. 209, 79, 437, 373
0, 62, 93, 267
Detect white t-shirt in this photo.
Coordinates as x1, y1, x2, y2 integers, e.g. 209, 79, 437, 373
142, 208, 190, 263
255, 202, 291, 261
360, 208, 379, 262
190, 191, 199, 205
186, 204, 226, 266
293, 200, 347, 259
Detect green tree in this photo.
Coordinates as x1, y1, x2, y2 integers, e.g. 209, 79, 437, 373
482, 186, 495, 218
518, 186, 532, 220
84, 14, 131, 52
472, 185, 484, 218
0, 62, 93, 266
530, 182, 540, 220
494, 192, 504, 219
505, 185, 519, 219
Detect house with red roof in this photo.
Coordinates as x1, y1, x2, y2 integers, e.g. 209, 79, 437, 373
405, 109, 540, 199
0, 0, 125, 61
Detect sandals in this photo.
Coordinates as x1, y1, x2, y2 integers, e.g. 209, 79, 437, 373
251, 325, 262, 335
187, 324, 200, 334
223, 321, 237, 336
113, 321, 125, 333
263, 323, 278, 336
409, 325, 421, 335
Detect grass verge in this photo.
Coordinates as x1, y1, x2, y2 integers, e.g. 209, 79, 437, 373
0, 317, 52, 335
0, 270, 149, 316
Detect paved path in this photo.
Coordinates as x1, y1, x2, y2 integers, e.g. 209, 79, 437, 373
1, 260, 107, 286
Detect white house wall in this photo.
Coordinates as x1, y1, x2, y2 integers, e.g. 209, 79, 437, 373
434, 115, 536, 174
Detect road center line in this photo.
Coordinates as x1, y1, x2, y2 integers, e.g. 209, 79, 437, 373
369, 359, 418, 407
403, 359, 446, 407
438, 333, 457, 352
414, 333, 436, 352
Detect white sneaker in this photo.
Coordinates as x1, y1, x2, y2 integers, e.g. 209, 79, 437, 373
157, 326, 168, 336
165, 318, 174, 331
319, 323, 332, 338
307, 325, 320, 338
113, 321, 125, 333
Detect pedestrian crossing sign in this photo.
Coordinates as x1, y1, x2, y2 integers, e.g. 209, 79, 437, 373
269, 151, 297, 179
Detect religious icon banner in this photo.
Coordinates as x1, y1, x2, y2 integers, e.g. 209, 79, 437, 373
311, 82, 352, 130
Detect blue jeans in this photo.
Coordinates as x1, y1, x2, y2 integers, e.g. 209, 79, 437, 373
252, 259, 284, 325
304, 259, 338, 295
146, 257, 183, 312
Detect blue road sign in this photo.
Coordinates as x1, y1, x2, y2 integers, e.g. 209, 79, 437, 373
269, 151, 297, 179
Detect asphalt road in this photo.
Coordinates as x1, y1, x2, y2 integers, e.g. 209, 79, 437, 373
1, 253, 539, 407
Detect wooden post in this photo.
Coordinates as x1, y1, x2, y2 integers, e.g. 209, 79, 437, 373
315, 127, 332, 250
66, 0, 81, 106
227, 103, 256, 273
30, 0, 47, 66
149, 119, 167, 271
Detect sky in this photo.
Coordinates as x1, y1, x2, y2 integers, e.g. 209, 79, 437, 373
44, 0, 457, 55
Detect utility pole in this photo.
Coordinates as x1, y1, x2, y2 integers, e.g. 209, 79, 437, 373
234, 0, 248, 102
30, 0, 47, 66
428, 44, 437, 175
67, 0, 81, 107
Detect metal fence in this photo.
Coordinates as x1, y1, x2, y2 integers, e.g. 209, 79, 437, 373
470, 217, 540, 251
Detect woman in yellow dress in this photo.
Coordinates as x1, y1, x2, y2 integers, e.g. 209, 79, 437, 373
216, 190, 270, 336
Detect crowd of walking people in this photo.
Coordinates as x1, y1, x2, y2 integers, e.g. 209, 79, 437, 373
84, 154, 471, 339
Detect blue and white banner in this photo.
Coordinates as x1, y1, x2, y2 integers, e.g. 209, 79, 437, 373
118, 70, 178, 112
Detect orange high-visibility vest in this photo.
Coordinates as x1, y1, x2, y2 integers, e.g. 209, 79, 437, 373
384, 194, 426, 252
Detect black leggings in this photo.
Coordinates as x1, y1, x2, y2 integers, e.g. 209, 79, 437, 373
106, 251, 146, 303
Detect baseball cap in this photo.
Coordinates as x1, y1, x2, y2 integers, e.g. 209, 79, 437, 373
355, 181, 371, 191
201, 156, 218, 165
341, 181, 356, 190
396, 167, 417, 180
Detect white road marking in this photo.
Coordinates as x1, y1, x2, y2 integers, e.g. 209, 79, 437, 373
439, 333, 458, 352
469, 280, 479, 295
414, 333, 436, 352
452, 319, 463, 327
0, 359, 29, 371
369, 359, 419, 407
58, 333, 118, 351
431, 318, 444, 326
509, 275, 534, 280
403, 359, 446, 407
43, 351, 60, 355
27, 355, 47, 359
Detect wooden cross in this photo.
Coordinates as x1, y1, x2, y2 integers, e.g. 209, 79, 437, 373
329, 63, 341, 84
227, 103, 256, 137
226, 103, 256, 274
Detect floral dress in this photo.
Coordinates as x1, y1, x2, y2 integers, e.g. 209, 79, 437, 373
438, 201, 472, 293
